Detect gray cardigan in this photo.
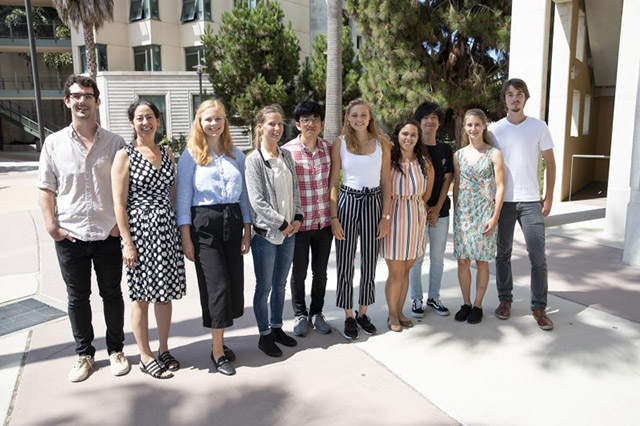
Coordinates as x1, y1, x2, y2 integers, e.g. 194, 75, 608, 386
245, 147, 303, 240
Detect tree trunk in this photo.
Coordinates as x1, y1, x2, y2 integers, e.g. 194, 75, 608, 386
84, 23, 97, 81
324, 0, 343, 143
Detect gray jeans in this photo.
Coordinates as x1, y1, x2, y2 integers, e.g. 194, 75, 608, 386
495, 201, 548, 310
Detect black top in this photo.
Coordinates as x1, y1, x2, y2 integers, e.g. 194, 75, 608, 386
426, 142, 454, 217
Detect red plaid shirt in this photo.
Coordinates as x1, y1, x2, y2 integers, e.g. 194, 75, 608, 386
282, 135, 332, 231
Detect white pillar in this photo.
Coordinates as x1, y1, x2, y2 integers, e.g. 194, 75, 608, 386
606, 0, 640, 266
546, 2, 574, 203
508, 0, 552, 120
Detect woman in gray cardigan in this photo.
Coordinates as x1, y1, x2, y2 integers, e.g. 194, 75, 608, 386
245, 104, 303, 357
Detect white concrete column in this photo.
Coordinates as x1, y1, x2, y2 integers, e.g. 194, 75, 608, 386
546, 1, 574, 203
606, 0, 640, 267
508, 0, 552, 120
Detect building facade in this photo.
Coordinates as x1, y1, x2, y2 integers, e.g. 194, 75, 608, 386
509, 0, 639, 266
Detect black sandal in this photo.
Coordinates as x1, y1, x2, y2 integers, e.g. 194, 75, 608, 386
158, 350, 180, 371
140, 359, 173, 379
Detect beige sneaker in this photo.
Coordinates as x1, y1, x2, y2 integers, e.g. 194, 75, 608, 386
109, 351, 131, 376
69, 355, 94, 382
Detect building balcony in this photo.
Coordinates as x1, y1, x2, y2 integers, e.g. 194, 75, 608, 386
0, 23, 71, 49
0, 73, 65, 99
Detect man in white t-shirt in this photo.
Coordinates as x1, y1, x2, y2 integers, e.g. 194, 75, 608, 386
488, 78, 556, 330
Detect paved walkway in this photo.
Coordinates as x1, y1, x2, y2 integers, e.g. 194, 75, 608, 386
1, 151, 639, 426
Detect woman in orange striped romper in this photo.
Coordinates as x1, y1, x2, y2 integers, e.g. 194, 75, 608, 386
380, 119, 434, 332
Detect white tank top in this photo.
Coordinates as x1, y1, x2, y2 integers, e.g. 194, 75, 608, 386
340, 138, 382, 190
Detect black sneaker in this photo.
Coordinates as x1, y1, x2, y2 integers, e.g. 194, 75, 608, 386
343, 317, 359, 340
467, 306, 483, 324
454, 304, 472, 322
426, 298, 450, 316
411, 299, 425, 318
271, 327, 297, 347
355, 311, 377, 335
258, 332, 282, 357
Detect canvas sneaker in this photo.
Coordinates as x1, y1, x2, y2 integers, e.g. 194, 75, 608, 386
343, 317, 359, 340
355, 311, 377, 335
426, 298, 450, 316
411, 299, 425, 318
69, 355, 94, 382
293, 315, 309, 337
109, 351, 131, 376
311, 313, 332, 334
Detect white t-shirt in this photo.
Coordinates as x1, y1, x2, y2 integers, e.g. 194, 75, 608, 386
488, 117, 554, 202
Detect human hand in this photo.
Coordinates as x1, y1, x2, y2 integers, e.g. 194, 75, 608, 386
282, 223, 296, 237
376, 217, 390, 240
241, 232, 251, 255
122, 242, 138, 269
482, 217, 498, 236
108, 225, 120, 238
331, 218, 345, 240
49, 226, 76, 242
182, 239, 195, 262
291, 220, 302, 234
542, 197, 552, 217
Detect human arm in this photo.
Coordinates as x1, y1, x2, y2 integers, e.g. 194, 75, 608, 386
176, 151, 196, 261
377, 143, 392, 240
244, 152, 289, 231
166, 146, 178, 207
452, 151, 460, 209
38, 189, 75, 242
241, 223, 251, 255
541, 148, 556, 217
483, 149, 505, 236
422, 160, 435, 209
328, 138, 344, 240
429, 172, 452, 226
284, 150, 303, 236
180, 225, 195, 261
111, 149, 136, 268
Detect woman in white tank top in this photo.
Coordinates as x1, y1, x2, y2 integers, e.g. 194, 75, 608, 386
328, 99, 392, 340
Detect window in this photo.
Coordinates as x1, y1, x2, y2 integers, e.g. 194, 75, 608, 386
234, 0, 259, 9
129, 0, 159, 22
79, 44, 108, 73
185, 46, 205, 71
192, 94, 203, 121
133, 45, 161, 71
138, 94, 167, 141
181, 0, 211, 22
571, 90, 581, 137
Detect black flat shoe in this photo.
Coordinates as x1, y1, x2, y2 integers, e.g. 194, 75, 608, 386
455, 304, 472, 322
467, 306, 483, 324
210, 345, 236, 362
271, 327, 297, 347
258, 333, 282, 357
212, 355, 235, 376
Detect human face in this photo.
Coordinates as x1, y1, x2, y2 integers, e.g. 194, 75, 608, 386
505, 85, 527, 113
464, 114, 486, 143
296, 115, 323, 140
64, 83, 100, 121
347, 104, 371, 132
258, 112, 284, 145
398, 124, 419, 158
129, 104, 159, 140
420, 113, 440, 138
200, 107, 226, 139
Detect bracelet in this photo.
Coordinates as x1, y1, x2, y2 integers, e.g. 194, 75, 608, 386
331, 216, 338, 220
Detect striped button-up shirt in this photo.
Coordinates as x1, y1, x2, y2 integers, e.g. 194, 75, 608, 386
282, 135, 332, 232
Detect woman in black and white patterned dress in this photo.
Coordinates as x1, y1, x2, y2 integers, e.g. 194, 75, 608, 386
112, 100, 186, 379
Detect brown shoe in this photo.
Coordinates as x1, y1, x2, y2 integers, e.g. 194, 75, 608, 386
532, 309, 554, 330
494, 301, 512, 320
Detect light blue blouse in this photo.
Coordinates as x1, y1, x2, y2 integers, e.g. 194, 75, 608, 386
176, 146, 252, 226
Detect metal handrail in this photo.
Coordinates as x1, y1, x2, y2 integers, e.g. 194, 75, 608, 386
0, 23, 69, 40
0, 99, 62, 135
0, 73, 65, 91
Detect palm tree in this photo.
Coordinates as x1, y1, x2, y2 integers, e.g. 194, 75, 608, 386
52, 0, 113, 82
324, 0, 343, 143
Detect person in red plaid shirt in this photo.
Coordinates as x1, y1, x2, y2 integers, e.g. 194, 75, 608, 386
282, 101, 333, 336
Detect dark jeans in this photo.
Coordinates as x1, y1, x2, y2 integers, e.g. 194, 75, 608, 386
290, 226, 333, 317
496, 202, 548, 310
55, 236, 125, 357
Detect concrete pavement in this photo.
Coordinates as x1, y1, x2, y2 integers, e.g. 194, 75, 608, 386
1, 151, 639, 426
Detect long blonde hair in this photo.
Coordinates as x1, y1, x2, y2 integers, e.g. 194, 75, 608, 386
188, 99, 234, 165
460, 108, 491, 148
253, 104, 285, 148
341, 98, 390, 154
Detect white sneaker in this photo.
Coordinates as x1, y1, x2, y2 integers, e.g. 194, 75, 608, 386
109, 351, 131, 376
69, 355, 94, 382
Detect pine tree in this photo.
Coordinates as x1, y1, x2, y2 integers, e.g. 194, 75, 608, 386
201, 2, 300, 125
298, 25, 362, 110
347, 0, 510, 139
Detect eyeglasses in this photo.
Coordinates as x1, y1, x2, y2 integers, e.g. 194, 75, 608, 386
299, 117, 322, 125
69, 93, 96, 101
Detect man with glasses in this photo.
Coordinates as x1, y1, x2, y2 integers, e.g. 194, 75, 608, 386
38, 75, 130, 381
282, 101, 333, 336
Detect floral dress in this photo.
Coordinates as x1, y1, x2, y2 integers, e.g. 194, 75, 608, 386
454, 146, 497, 261
124, 143, 186, 302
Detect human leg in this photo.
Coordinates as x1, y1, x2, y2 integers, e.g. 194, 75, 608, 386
308, 226, 333, 317
473, 261, 490, 307
518, 202, 548, 310
357, 190, 382, 313
269, 235, 296, 330
384, 260, 404, 321
496, 202, 518, 302
55, 239, 95, 357
92, 236, 125, 355
290, 229, 311, 317
251, 235, 277, 335
336, 190, 360, 315
427, 216, 449, 300
454, 258, 472, 322
397, 260, 415, 326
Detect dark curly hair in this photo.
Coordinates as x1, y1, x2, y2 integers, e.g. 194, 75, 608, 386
390, 119, 432, 177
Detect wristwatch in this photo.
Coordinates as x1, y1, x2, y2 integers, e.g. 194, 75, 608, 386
383, 214, 391, 220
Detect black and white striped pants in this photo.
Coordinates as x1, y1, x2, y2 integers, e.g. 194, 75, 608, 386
335, 185, 382, 310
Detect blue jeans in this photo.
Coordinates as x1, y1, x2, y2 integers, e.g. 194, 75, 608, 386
496, 202, 548, 310
409, 215, 449, 301
251, 234, 296, 335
